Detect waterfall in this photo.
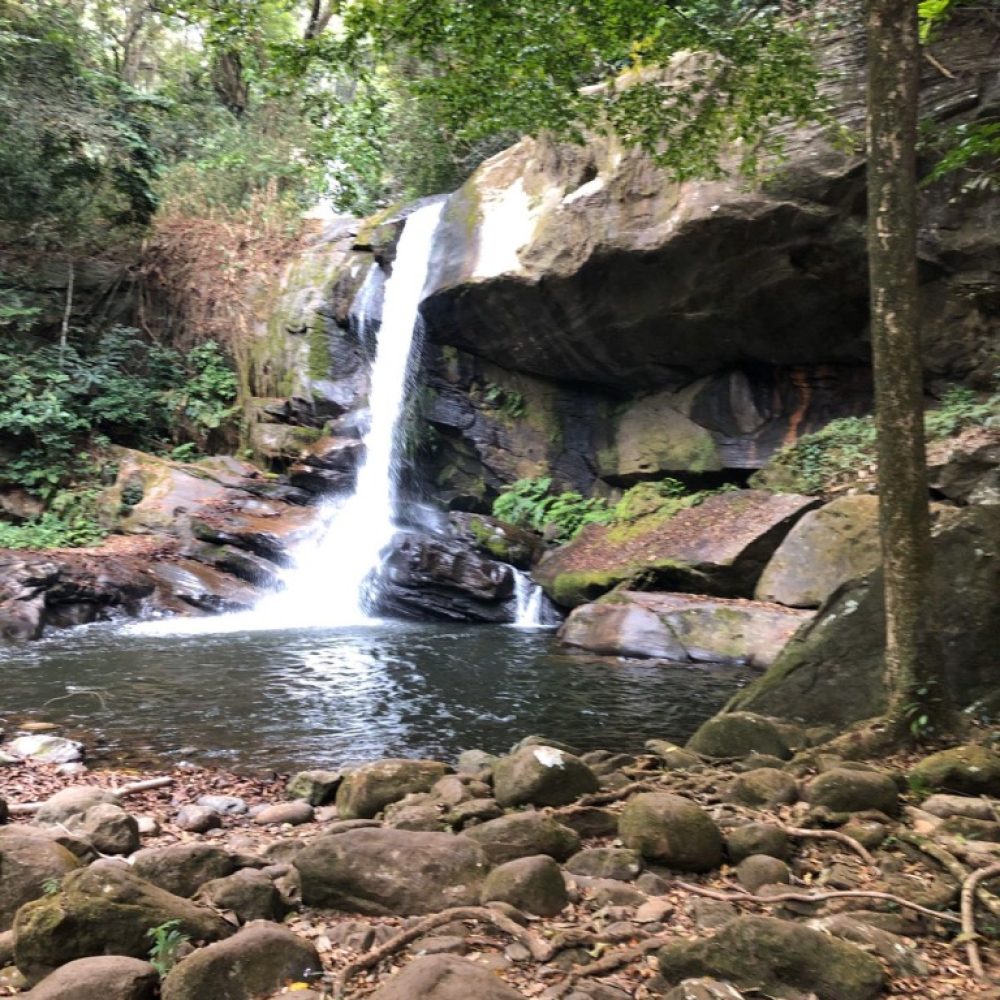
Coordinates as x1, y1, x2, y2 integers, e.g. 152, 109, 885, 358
253, 200, 445, 627
511, 570, 548, 628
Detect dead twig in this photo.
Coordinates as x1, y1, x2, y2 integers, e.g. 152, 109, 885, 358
674, 880, 962, 924
961, 861, 1000, 981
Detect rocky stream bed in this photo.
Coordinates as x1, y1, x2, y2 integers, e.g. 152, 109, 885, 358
4, 716, 1000, 1000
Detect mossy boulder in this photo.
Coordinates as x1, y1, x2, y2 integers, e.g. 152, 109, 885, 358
730, 507, 1000, 725
492, 745, 599, 808
131, 844, 236, 898
725, 823, 791, 863
480, 855, 568, 916
0, 828, 82, 932
657, 916, 885, 1000
618, 793, 723, 872
910, 745, 1000, 796
160, 922, 319, 1000
687, 713, 791, 761
295, 828, 489, 915
21, 957, 158, 1000
727, 768, 799, 808
805, 768, 899, 815
755, 496, 881, 608
564, 847, 643, 882
13, 866, 232, 984
336, 759, 450, 819
460, 811, 580, 864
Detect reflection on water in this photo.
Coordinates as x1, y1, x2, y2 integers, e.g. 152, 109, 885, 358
0, 622, 752, 770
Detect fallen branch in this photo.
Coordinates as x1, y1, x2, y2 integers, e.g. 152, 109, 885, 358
333, 905, 555, 997
777, 824, 877, 868
961, 861, 1000, 982
674, 880, 962, 925
8, 776, 174, 815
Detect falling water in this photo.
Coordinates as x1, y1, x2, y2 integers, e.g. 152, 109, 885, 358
512, 570, 549, 628
261, 200, 445, 626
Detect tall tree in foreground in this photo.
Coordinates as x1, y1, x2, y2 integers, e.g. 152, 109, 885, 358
865, 0, 951, 737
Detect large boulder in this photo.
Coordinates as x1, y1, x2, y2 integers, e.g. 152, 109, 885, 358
336, 759, 450, 819
294, 828, 489, 915
534, 491, 818, 608
160, 922, 319, 1000
910, 745, 1000, 796
131, 844, 236, 898
729, 506, 1000, 725
23, 957, 158, 1000
560, 592, 811, 666
460, 811, 580, 865
754, 496, 881, 608
368, 954, 526, 1000
480, 855, 568, 916
491, 745, 599, 808
618, 793, 723, 872
805, 768, 899, 815
13, 866, 232, 984
927, 425, 1000, 506
657, 916, 885, 1000
0, 828, 82, 931
687, 713, 791, 760
374, 531, 516, 623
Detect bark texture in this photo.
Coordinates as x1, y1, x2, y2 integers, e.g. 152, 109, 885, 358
865, 0, 942, 730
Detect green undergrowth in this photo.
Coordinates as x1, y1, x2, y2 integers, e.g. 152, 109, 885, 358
752, 384, 1000, 495
492, 476, 737, 544
0, 490, 107, 550
0, 326, 238, 550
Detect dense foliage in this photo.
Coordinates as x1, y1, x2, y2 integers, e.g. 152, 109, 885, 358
753, 383, 1000, 495
493, 476, 737, 543
0, 327, 236, 548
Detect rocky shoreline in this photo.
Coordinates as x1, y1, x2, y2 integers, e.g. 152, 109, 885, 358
3, 717, 1000, 999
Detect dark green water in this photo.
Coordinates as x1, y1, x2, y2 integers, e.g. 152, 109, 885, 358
0, 621, 753, 770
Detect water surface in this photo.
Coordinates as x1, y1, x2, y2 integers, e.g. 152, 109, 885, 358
0, 622, 752, 770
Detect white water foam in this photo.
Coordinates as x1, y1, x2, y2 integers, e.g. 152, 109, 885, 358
129, 201, 444, 637
512, 569, 548, 628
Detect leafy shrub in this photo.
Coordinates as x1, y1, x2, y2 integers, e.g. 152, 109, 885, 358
0, 329, 238, 502
492, 477, 611, 542
492, 476, 737, 543
0, 490, 106, 550
754, 383, 999, 495
924, 384, 998, 438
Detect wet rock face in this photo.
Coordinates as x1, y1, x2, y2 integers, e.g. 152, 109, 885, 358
373, 529, 516, 622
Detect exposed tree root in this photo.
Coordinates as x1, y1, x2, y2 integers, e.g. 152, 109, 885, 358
777, 823, 877, 868
543, 937, 666, 999
962, 862, 1000, 982
673, 880, 962, 924
896, 830, 1000, 920
333, 906, 556, 997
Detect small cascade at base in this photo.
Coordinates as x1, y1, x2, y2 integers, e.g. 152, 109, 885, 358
511, 570, 557, 629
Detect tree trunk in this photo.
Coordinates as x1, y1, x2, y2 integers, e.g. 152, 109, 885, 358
865, 0, 948, 734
